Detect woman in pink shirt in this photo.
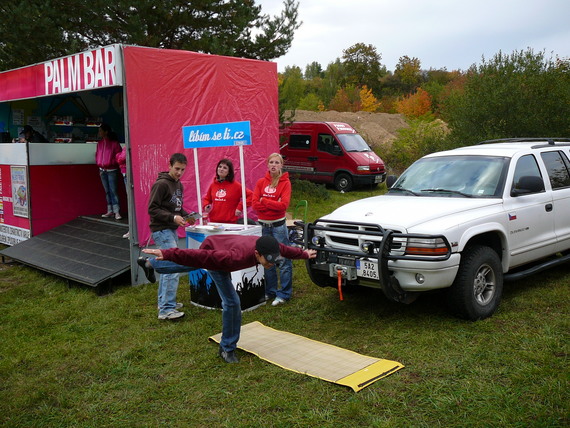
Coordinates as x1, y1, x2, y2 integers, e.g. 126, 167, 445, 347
95, 124, 122, 219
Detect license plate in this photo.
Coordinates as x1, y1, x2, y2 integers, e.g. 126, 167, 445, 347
374, 175, 383, 183
356, 259, 379, 280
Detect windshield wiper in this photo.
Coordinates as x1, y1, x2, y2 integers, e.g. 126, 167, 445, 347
389, 186, 420, 196
421, 188, 473, 198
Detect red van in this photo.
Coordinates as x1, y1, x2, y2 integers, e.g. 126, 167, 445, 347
279, 122, 386, 192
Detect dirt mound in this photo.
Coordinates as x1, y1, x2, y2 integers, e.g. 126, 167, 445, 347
286, 110, 408, 147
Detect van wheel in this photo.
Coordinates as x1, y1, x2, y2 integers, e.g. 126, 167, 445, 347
334, 173, 353, 192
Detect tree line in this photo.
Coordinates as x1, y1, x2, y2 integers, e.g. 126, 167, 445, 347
279, 43, 570, 170
2, 1, 568, 169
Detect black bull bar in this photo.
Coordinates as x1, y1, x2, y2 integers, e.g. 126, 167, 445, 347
300, 218, 451, 303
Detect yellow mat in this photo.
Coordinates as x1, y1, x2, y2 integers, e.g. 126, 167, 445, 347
209, 321, 404, 392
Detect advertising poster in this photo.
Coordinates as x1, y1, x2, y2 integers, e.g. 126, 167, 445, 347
11, 166, 28, 218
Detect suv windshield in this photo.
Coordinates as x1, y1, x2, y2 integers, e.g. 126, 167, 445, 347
389, 155, 509, 198
336, 133, 372, 152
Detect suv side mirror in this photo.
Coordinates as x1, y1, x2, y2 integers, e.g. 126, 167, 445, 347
511, 175, 545, 196
386, 175, 398, 188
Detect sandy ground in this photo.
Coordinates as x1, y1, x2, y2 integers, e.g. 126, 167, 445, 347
285, 110, 409, 147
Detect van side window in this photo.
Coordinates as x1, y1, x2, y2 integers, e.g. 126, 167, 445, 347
290, 134, 311, 150
541, 150, 570, 189
511, 154, 544, 195
317, 134, 339, 154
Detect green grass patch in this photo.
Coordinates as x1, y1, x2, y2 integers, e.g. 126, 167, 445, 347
1, 185, 568, 427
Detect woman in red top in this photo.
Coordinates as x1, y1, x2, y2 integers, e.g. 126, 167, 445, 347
252, 153, 292, 306
202, 158, 253, 224
95, 124, 122, 219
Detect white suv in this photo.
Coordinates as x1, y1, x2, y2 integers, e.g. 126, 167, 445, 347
304, 138, 570, 320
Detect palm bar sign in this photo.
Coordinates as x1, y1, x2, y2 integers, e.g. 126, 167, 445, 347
182, 121, 251, 148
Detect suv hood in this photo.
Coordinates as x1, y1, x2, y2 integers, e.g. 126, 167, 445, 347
321, 195, 501, 231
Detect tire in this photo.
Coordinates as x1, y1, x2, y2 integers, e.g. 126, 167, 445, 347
334, 173, 353, 192
446, 245, 503, 320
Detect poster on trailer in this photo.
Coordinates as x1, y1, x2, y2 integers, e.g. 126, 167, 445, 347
10, 166, 28, 218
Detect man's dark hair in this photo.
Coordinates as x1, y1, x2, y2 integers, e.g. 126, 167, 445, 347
170, 153, 188, 166
216, 158, 235, 182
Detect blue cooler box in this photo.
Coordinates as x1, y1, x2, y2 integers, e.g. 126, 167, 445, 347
186, 224, 265, 311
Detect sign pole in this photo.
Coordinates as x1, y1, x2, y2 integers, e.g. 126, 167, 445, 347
193, 148, 204, 226
238, 144, 247, 226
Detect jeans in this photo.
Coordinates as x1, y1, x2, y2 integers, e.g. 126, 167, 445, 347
153, 229, 181, 316
149, 259, 241, 350
99, 169, 120, 214
262, 223, 293, 300
209, 270, 241, 352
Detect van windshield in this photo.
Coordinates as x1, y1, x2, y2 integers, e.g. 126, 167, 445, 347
336, 134, 371, 152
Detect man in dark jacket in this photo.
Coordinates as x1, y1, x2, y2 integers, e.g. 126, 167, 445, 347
13, 125, 48, 143
142, 152, 191, 321
139, 235, 316, 363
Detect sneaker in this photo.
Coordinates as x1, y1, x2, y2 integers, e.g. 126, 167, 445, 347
158, 310, 185, 320
272, 297, 287, 306
265, 294, 275, 301
115, 213, 122, 220
218, 347, 239, 363
122, 231, 130, 239
102, 212, 114, 218
137, 257, 156, 283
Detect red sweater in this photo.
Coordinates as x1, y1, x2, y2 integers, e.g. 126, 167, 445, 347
202, 178, 252, 223
161, 235, 309, 272
252, 171, 291, 221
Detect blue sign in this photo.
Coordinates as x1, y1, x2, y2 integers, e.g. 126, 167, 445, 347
182, 121, 252, 149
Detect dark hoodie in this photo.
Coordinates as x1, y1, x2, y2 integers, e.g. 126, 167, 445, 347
148, 172, 189, 232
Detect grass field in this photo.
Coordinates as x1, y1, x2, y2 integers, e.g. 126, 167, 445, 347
1, 183, 568, 427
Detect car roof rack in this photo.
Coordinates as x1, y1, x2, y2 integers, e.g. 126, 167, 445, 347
478, 138, 570, 145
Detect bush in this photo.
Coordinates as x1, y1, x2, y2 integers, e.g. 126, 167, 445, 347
442, 49, 570, 145
382, 118, 450, 173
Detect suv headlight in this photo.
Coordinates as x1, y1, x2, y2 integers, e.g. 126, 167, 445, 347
404, 237, 450, 257
357, 165, 370, 171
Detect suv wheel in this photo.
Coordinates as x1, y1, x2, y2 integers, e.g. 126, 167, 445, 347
334, 173, 353, 192
446, 245, 503, 320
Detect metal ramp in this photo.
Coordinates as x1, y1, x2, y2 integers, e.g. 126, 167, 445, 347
0, 216, 130, 287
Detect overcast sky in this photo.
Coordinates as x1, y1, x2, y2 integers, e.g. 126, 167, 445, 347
257, 0, 570, 73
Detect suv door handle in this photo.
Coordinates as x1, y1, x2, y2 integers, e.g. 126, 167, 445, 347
308, 156, 318, 161
545, 203, 553, 212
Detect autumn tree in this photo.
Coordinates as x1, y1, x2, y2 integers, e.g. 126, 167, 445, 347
342, 43, 386, 94
394, 55, 423, 93
328, 85, 361, 112
395, 88, 433, 118
0, 0, 301, 70
421, 68, 461, 116
359, 86, 380, 112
